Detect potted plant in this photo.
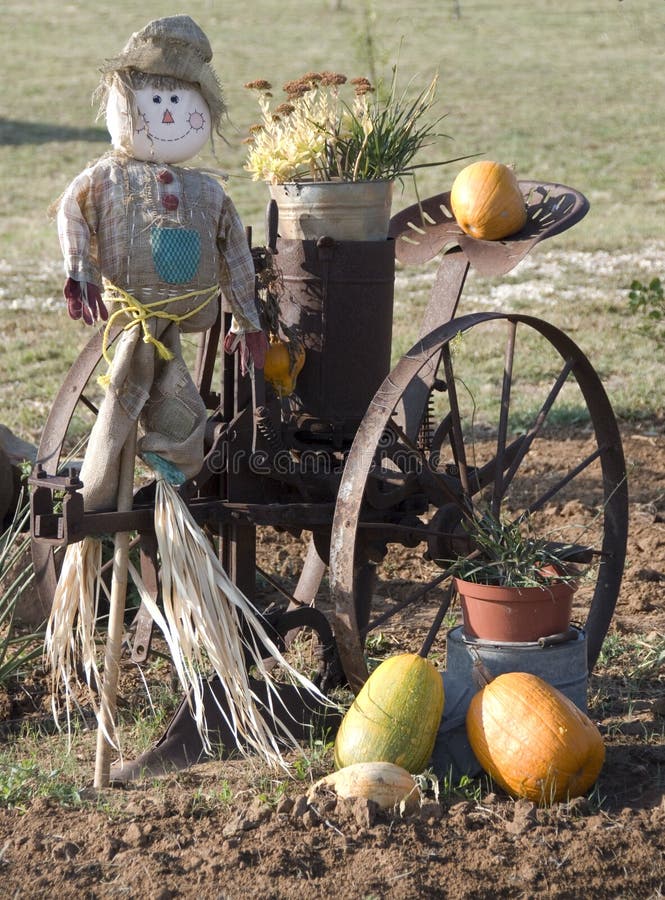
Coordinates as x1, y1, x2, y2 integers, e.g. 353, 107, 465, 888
243, 69, 455, 241
447, 508, 584, 643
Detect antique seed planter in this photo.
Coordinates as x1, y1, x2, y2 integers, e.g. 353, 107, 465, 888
30, 180, 629, 780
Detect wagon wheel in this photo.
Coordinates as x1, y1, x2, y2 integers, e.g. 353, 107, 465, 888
329, 312, 628, 693
30, 322, 331, 662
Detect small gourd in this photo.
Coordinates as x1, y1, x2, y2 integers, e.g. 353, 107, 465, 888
308, 761, 421, 814
466, 670, 605, 805
450, 160, 527, 241
334, 653, 444, 774
263, 333, 305, 397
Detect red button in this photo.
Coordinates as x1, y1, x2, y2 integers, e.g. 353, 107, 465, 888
162, 194, 179, 211
157, 169, 174, 184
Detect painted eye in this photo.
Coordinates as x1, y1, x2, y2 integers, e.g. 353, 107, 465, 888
170, 95, 180, 104
152, 94, 162, 104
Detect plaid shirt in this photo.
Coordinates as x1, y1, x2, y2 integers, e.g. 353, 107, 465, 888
57, 152, 261, 333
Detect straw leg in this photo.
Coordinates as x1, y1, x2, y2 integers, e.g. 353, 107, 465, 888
94, 424, 138, 789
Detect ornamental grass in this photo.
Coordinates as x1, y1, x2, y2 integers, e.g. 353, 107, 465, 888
0, 488, 43, 689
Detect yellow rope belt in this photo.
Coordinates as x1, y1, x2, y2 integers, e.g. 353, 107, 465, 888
98, 283, 219, 387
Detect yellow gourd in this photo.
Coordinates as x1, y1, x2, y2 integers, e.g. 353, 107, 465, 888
466, 671, 605, 805
263, 333, 305, 397
450, 160, 527, 241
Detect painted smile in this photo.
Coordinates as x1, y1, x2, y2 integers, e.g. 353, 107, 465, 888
137, 109, 207, 143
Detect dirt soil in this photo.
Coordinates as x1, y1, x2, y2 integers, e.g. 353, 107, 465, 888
1, 426, 664, 899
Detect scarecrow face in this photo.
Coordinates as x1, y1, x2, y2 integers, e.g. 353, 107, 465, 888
107, 81, 211, 164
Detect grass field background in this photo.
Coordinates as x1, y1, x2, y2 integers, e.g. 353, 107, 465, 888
1, 0, 663, 439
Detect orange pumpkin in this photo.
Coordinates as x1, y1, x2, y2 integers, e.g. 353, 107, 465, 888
450, 160, 527, 241
466, 671, 605, 804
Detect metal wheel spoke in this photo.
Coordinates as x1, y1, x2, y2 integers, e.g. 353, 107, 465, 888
255, 565, 307, 608
419, 585, 454, 658
501, 358, 575, 498
470, 356, 577, 505
441, 343, 472, 503
357, 519, 472, 552
492, 320, 517, 516
361, 570, 452, 637
385, 419, 469, 512
79, 393, 100, 417
468, 435, 525, 494
524, 446, 603, 516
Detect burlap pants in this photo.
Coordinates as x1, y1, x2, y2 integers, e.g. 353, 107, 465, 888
79, 318, 206, 511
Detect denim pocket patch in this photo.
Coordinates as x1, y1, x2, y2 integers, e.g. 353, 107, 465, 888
150, 226, 200, 284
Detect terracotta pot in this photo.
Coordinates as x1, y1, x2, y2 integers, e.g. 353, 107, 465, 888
453, 576, 576, 643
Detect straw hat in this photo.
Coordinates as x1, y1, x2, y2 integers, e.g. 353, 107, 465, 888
100, 16, 226, 131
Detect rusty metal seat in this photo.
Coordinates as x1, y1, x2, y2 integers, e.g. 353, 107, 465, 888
389, 181, 589, 276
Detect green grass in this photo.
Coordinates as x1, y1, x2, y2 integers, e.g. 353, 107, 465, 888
0, 723, 91, 811
2, 0, 663, 251
594, 630, 665, 685
589, 629, 665, 731
0, 755, 84, 811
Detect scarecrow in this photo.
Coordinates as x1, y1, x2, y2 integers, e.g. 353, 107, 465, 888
57, 14, 267, 509
47, 16, 326, 787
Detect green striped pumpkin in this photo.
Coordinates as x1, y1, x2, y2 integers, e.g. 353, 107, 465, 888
334, 653, 444, 774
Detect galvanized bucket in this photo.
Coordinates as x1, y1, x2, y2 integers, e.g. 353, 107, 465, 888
431, 625, 589, 781
269, 180, 394, 241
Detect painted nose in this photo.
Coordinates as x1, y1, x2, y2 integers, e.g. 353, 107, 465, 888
162, 109, 174, 125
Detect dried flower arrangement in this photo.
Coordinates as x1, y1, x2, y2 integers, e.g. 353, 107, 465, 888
244, 68, 452, 184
